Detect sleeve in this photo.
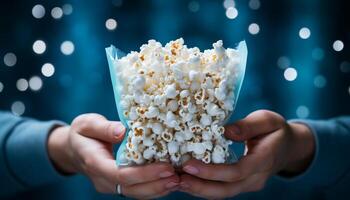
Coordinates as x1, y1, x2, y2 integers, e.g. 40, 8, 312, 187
0, 111, 67, 197
275, 116, 350, 188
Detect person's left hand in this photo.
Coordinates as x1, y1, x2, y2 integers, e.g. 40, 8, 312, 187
178, 110, 315, 199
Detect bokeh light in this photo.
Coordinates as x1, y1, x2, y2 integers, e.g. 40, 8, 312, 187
3, 52, 17, 67
314, 75, 327, 88
223, 0, 235, 9
277, 56, 290, 69
225, 7, 238, 19
32, 4, 45, 19
248, 23, 260, 35
299, 27, 311, 39
333, 40, 344, 52
296, 105, 309, 118
0, 82, 3, 93
62, 4, 73, 15
249, 0, 260, 10
51, 7, 63, 19
32, 40, 46, 54
311, 47, 324, 61
188, 1, 200, 12
16, 79, 29, 91
105, 18, 117, 31
60, 41, 75, 55
11, 101, 25, 116
29, 76, 43, 91
41, 63, 55, 77
284, 67, 297, 81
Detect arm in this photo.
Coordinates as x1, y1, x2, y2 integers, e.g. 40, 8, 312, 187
281, 116, 350, 187
0, 111, 65, 197
0, 112, 179, 199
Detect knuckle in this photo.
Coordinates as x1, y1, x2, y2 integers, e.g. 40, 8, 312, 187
105, 122, 116, 139
72, 114, 94, 132
256, 109, 272, 119
83, 156, 97, 174
116, 170, 128, 185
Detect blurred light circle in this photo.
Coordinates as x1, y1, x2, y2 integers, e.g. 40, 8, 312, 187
296, 105, 309, 118
105, 18, 117, 30
248, 23, 260, 35
16, 79, 29, 91
0, 82, 3, 93
51, 7, 63, 19
60, 41, 75, 55
348, 86, 350, 96
284, 67, 297, 81
32, 40, 46, 54
333, 40, 344, 52
112, 0, 123, 7
226, 7, 238, 19
29, 76, 43, 91
249, 0, 260, 10
3, 52, 17, 67
312, 48, 324, 61
299, 27, 311, 39
188, 1, 200, 12
41, 63, 55, 77
340, 61, 350, 73
32, 4, 45, 19
62, 4, 73, 15
11, 101, 25, 116
277, 56, 290, 69
223, 0, 235, 9
314, 75, 327, 88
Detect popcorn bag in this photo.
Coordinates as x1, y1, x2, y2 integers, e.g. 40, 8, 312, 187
105, 39, 248, 167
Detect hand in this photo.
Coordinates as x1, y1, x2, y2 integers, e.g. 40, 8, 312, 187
48, 113, 179, 199
179, 110, 315, 199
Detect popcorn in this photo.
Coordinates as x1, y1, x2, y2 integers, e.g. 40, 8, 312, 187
110, 38, 245, 166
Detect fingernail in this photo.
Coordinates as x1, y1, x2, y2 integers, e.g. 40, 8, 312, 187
229, 124, 240, 135
183, 165, 199, 175
180, 182, 190, 189
159, 171, 173, 178
165, 182, 179, 189
115, 124, 125, 137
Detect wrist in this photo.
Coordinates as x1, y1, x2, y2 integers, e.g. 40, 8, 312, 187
282, 122, 315, 175
48, 126, 77, 174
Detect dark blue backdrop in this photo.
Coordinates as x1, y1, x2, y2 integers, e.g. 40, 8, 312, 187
0, 0, 349, 124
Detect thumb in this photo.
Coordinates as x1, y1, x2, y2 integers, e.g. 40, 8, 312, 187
224, 110, 285, 141
71, 113, 126, 143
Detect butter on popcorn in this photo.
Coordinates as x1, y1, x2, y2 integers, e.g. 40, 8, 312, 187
106, 38, 247, 166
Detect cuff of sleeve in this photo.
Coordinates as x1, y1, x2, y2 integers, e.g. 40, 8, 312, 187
5, 120, 68, 188
275, 119, 349, 188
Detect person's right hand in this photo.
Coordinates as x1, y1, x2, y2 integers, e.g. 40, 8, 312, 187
48, 113, 179, 199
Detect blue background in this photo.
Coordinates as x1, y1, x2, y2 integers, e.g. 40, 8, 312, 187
0, 0, 349, 124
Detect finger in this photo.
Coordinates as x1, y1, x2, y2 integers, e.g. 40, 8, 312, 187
180, 173, 267, 199
121, 175, 180, 199
117, 162, 176, 186
225, 109, 285, 141
92, 177, 116, 194
84, 156, 120, 184
72, 113, 125, 143
183, 150, 271, 182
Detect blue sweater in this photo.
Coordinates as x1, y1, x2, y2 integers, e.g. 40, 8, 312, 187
1, 111, 349, 200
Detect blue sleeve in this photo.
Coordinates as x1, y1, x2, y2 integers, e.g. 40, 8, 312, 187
0, 111, 67, 197
276, 116, 350, 188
